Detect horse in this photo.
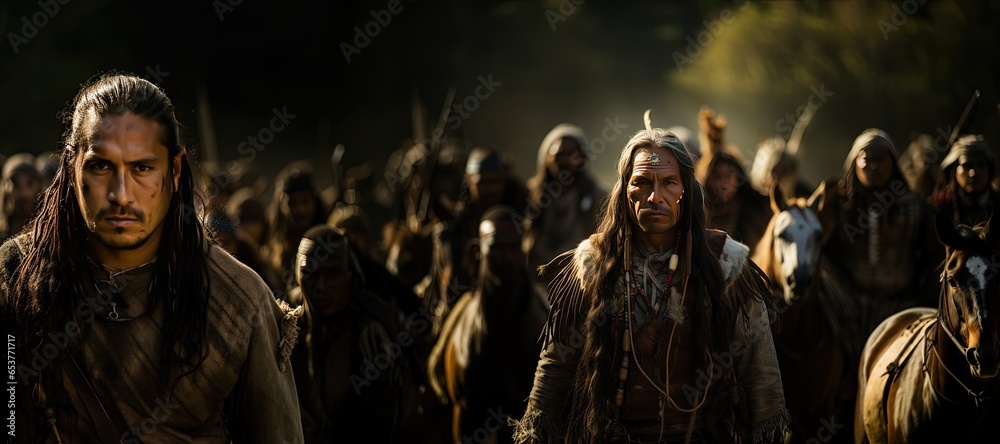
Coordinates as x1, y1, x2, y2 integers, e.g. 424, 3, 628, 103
424, 279, 548, 443
752, 179, 851, 442
855, 210, 1000, 443
425, 224, 548, 444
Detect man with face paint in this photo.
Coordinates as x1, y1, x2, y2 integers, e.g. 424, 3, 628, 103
287, 225, 410, 443
0, 74, 303, 442
512, 128, 788, 443
932, 134, 998, 227
427, 206, 548, 443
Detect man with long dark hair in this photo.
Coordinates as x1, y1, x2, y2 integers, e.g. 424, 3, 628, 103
512, 128, 788, 443
0, 73, 303, 443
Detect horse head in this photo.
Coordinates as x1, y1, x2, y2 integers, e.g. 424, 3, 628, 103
936, 210, 1000, 380
764, 180, 833, 305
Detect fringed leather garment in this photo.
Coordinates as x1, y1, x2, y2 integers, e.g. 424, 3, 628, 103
512, 230, 789, 443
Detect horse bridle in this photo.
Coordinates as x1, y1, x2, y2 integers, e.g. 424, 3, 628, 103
923, 274, 993, 407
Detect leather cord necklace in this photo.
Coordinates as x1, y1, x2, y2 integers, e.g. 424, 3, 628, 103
87, 256, 158, 322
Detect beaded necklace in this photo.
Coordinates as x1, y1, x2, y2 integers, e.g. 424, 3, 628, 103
627, 252, 679, 317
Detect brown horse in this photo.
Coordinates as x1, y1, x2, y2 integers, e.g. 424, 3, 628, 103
856, 211, 1000, 443
752, 180, 851, 442
425, 276, 548, 444
425, 207, 549, 444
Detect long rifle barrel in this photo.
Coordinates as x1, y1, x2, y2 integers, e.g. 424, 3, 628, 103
948, 89, 980, 147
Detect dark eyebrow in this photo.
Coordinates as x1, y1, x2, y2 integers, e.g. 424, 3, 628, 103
129, 156, 159, 165
80, 151, 160, 166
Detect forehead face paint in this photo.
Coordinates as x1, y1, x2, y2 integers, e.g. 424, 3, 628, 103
627, 146, 685, 241
634, 150, 671, 170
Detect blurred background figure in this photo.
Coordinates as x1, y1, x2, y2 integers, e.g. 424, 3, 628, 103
334, 203, 424, 315
0, 152, 43, 242
34, 150, 60, 192
288, 226, 409, 443
524, 124, 606, 276
201, 166, 239, 218
208, 210, 281, 292
695, 109, 772, 252
827, 129, 940, 317
322, 144, 378, 222
449, 146, 528, 287
664, 124, 700, 160
818, 128, 942, 431
268, 161, 328, 291
932, 134, 998, 227
330, 204, 375, 260
427, 206, 547, 444
228, 186, 271, 253
380, 140, 460, 315
899, 133, 939, 199
422, 140, 468, 227
750, 136, 813, 199
227, 158, 268, 197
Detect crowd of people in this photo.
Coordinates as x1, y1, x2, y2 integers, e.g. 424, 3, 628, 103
2, 72, 997, 443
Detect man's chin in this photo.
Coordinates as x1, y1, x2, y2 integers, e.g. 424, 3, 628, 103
92, 230, 151, 251
636, 221, 679, 237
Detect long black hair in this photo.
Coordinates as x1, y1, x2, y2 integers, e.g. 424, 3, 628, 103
11, 73, 211, 384
567, 128, 730, 440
